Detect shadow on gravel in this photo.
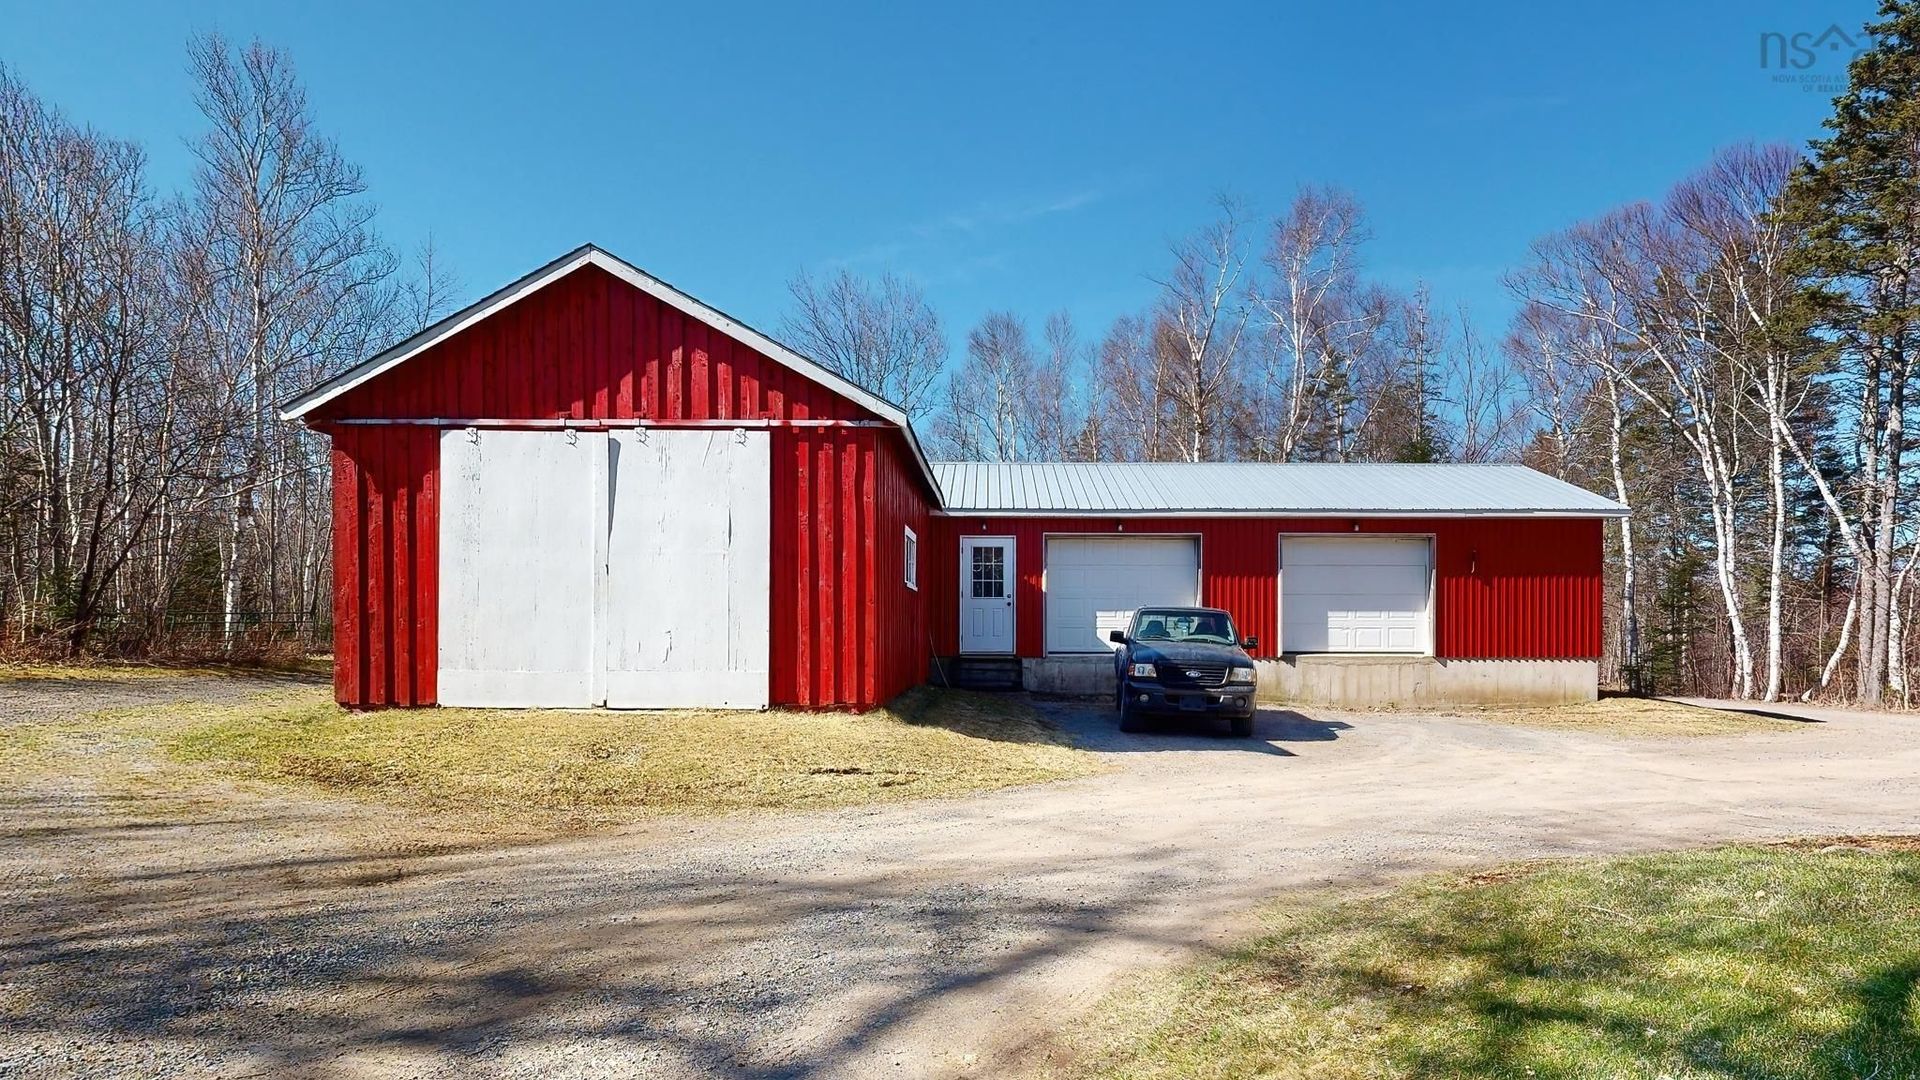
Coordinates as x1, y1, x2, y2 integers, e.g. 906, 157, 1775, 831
0, 788, 1261, 1080
1664, 698, 1827, 725
1033, 698, 1352, 756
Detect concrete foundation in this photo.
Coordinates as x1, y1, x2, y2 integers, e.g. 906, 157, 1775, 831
1007, 654, 1599, 706
1256, 655, 1599, 707
1020, 655, 1117, 695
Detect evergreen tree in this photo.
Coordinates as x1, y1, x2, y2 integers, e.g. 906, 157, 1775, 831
1783, 0, 1920, 701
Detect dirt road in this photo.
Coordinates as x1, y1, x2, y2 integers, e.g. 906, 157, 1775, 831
3, 681, 1918, 1078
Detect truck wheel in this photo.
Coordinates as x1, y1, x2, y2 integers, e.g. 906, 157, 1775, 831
1229, 714, 1254, 739
1118, 698, 1146, 734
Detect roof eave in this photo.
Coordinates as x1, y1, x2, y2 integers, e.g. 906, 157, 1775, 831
932, 507, 1631, 519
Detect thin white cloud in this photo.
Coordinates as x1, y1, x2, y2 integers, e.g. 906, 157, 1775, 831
816, 181, 1113, 280
911, 186, 1107, 238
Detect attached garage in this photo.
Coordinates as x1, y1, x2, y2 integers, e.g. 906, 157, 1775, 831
929, 462, 1626, 705
1044, 536, 1199, 654
1280, 536, 1430, 654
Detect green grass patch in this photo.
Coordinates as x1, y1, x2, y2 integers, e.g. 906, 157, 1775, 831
1059, 842, 1920, 1079
0, 726, 49, 766
1439, 697, 1803, 737
124, 684, 1097, 821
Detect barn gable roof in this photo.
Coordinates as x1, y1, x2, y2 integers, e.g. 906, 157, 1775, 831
278, 243, 940, 491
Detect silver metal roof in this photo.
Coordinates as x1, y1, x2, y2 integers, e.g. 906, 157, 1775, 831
931, 462, 1628, 517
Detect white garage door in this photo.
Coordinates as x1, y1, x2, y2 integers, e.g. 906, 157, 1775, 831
437, 428, 770, 709
1281, 536, 1430, 653
1045, 536, 1199, 654
438, 429, 606, 707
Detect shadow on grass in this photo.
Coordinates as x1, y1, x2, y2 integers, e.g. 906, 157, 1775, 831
886, 685, 1077, 747
1657, 696, 1827, 725
1268, 859, 1920, 1080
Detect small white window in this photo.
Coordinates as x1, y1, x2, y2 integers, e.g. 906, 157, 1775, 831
904, 527, 919, 590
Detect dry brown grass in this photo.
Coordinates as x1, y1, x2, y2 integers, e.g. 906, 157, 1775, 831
1437, 695, 1804, 737
0, 656, 329, 682
24, 684, 1099, 826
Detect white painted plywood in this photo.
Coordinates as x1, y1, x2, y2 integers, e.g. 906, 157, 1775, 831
437, 429, 606, 706
1281, 536, 1430, 653
1044, 536, 1199, 654
603, 429, 770, 708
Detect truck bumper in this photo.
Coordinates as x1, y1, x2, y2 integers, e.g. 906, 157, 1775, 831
1121, 683, 1257, 719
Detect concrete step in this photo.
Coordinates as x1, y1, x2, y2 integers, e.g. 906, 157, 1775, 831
944, 655, 1023, 692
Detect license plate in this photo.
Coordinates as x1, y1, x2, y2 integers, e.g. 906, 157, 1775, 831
1179, 696, 1205, 712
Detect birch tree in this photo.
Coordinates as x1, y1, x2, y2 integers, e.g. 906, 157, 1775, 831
180, 33, 397, 649
936, 311, 1036, 461
1155, 197, 1252, 462
1255, 187, 1380, 460
1517, 203, 1761, 697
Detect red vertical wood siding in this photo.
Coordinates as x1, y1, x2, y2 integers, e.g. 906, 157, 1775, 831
318, 264, 937, 710
766, 429, 929, 707
924, 516, 1602, 660
330, 425, 438, 707
312, 265, 883, 425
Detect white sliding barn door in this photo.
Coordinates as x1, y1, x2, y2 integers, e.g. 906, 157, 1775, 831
438, 429, 607, 707
602, 429, 771, 708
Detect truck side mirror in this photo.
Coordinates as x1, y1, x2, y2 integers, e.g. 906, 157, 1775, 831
1108, 630, 1127, 644
1242, 636, 1258, 651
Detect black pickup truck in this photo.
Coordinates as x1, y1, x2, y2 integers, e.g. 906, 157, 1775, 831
1108, 606, 1259, 737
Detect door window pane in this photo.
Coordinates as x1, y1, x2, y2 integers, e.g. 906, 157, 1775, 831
971, 545, 1005, 599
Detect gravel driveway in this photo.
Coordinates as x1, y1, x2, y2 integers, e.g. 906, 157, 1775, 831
4, 682, 1919, 1079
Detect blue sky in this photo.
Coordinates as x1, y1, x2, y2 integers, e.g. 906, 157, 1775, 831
2, 0, 1874, 368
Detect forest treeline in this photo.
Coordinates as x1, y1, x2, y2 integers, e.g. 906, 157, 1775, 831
7, 7, 1920, 704
0, 36, 457, 659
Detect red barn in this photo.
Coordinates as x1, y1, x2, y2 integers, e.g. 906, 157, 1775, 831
283, 246, 1626, 711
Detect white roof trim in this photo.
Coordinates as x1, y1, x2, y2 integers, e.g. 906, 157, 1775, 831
278, 244, 939, 495
933, 508, 1629, 519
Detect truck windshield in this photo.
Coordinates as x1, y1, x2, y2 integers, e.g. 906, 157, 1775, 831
1131, 609, 1236, 645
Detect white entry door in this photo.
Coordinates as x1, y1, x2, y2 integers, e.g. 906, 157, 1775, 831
1281, 536, 1431, 653
602, 429, 770, 708
959, 536, 1015, 653
438, 428, 607, 707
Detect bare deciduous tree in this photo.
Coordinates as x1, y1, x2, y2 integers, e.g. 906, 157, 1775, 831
1155, 196, 1253, 462
779, 267, 946, 416
936, 311, 1036, 461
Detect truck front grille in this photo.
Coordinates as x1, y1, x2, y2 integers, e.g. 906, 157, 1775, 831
1156, 662, 1228, 687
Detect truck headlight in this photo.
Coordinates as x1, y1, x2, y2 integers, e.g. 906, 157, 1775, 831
1228, 667, 1255, 684
1129, 663, 1156, 678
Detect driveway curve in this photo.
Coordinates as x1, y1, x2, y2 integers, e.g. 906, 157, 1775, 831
4, 688, 1919, 1079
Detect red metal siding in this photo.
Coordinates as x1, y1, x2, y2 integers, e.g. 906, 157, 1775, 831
320, 264, 937, 710
925, 516, 1602, 660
